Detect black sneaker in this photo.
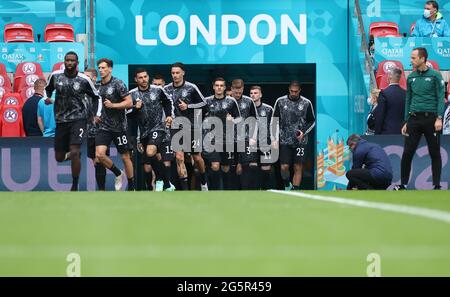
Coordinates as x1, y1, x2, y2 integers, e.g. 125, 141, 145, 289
433, 185, 441, 190
393, 184, 406, 191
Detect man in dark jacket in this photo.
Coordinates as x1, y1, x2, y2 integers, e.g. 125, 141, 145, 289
22, 79, 45, 136
374, 68, 406, 135
346, 134, 393, 190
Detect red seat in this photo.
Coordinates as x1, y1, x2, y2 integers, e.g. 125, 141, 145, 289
426, 60, 440, 71
369, 21, 401, 37
377, 72, 407, 90
4, 23, 34, 43
0, 93, 23, 107
411, 60, 440, 72
44, 23, 74, 42
20, 86, 36, 103
16, 74, 45, 94
0, 63, 12, 93
14, 62, 44, 92
52, 62, 65, 72
0, 105, 25, 137
376, 60, 405, 86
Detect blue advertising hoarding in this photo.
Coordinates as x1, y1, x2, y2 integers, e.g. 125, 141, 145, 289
374, 37, 450, 70
0, 42, 85, 72
0, 138, 127, 191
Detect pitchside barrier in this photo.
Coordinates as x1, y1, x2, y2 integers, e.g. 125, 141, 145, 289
0, 135, 448, 191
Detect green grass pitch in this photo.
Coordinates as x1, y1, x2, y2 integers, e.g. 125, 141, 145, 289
0, 190, 449, 276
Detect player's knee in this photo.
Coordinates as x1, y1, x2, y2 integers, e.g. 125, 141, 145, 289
146, 146, 157, 157
280, 164, 289, 172
175, 153, 184, 163
55, 153, 65, 162
211, 163, 220, 171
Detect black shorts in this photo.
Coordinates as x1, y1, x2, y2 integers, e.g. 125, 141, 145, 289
203, 143, 236, 165
87, 137, 110, 159
171, 128, 202, 154
279, 144, 305, 165
237, 141, 259, 164
258, 149, 276, 165
54, 120, 86, 153
141, 130, 166, 148
158, 141, 175, 162
95, 129, 131, 155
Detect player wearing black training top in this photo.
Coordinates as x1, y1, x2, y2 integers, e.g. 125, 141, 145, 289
131, 68, 175, 191
250, 85, 274, 190
164, 62, 208, 191
203, 77, 241, 190
272, 81, 315, 191
231, 79, 259, 190
45, 51, 100, 191
84, 68, 109, 191
95, 58, 135, 191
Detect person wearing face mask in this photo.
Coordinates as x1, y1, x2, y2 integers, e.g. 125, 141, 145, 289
365, 88, 381, 135
411, 1, 450, 37
346, 134, 393, 190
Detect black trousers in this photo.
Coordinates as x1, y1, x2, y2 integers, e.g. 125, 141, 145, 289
346, 168, 390, 190
401, 113, 441, 187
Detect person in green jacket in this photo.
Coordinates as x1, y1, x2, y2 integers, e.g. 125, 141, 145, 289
394, 47, 445, 190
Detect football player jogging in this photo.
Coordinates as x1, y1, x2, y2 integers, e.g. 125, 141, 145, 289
250, 85, 274, 190
164, 62, 208, 191
83, 68, 108, 191
272, 81, 315, 191
203, 77, 241, 190
95, 58, 135, 191
231, 79, 259, 190
131, 68, 175, 191
45, 51, 100, 191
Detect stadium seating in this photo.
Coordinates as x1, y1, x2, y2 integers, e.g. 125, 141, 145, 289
0, 105, 25, 137
410, 60, 440, 72
4, 23, 34, 43
0, 93, 23, 107
0, 63, 12, 97
19, 87, 35, 103
15, 74, 45, 94
44, 23, 75, 42
376, 60, 405, 85
13, 62, 44, 92
52, 62, 65, 72
369, 21, 401, 37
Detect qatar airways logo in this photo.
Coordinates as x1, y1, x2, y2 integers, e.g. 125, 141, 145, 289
136, 14, 307, 46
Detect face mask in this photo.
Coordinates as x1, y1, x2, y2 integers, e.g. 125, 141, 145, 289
423, 9, 431, 18
367, 97, 372, 105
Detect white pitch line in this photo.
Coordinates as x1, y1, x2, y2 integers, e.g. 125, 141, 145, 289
269, 190, 450, 225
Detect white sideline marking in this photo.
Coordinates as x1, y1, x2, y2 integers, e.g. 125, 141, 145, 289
269, 190, 450, 225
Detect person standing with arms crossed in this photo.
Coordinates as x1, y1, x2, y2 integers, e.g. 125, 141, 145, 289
394, 47, 445, 190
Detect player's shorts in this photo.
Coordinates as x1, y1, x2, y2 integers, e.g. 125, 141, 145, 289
141, 130, 167, 148
279, 144, 305, 165
203, 142, 236, 165
237, 140, 259, 164
95, 129, 131, 155
54, 119, 87, 153
171, 128, 202, 155
159, 141, 175, 162
87, 136, 110, 159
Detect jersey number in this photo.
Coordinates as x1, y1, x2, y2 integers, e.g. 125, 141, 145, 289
78, 128, 84, 138
152, 132, 158, 139
296, 147, 305, 157
117, 135, 128, 146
